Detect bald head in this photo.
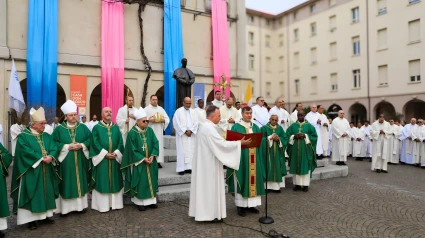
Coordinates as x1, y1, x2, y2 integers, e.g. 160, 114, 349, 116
102, 107, 113, 123
411, 118, 417, 125
275, 98, 283, 107
183, 97, 192, 109
311, 105, 317, 113
338, 110, 345, 119
226, 98, 233, 108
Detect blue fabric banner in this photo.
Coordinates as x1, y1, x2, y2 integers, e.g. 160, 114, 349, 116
193, 83, 205, 108
27, 0, 58, 122
163, 0, 184, 135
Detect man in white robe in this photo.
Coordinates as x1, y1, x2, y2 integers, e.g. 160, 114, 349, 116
218, 98, 239, 138
400, 118, 417, 165
348, 122, 356, 156
116, 95, 138, 145
173, 97, 198, 175
317, 105, 330, 157
361, 121, 373, 161
237, 102, 247, 119
10, 119, 26, 156
328, 118, 333, 157
145, 95, 170, 168
412, 119, 424, 166
269, 98, 290, 132
331, 110, 351, 165
194, 99, 206, 130
252, 96, 269, 128
290, 103, 303, 125
210, 90, 224, 108
280, 101, 291, 131
0, 123, 3, 145
88, 114, 99, 131
388, 119, 402, 164
370, 114, 392, 173
306, 105, 323, 158
189, 106, 249, 222
353, 122, 366, 160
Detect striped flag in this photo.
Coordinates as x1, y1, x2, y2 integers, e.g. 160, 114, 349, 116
8, 59, 26, 118
244, 81, 253, 106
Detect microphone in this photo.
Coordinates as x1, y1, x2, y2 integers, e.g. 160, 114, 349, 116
254, 118, 264, 127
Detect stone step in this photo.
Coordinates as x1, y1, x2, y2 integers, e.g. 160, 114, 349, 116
157, 184, 191, 202
163, 135, 176, 150
317, 158, 329, 167
164, 149, 177, 163
158, 162, 190, 186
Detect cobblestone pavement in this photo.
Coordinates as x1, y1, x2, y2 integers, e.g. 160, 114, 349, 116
3, 158, 425, 238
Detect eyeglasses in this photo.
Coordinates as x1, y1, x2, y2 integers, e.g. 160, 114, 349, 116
142, 120, 149, 123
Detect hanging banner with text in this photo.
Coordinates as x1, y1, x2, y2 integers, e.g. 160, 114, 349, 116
193, 83, 205, 108
70, 75, 87, 115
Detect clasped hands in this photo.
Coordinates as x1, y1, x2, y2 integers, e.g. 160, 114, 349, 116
270, 134, 280, 142
43, 155, 53, 164
144, 156, 155, 164
294, 133, 306, 140
68, 142, 83, 151
106, 152, 118, 160
227, 117, 235, 123
185, 130, 193, 137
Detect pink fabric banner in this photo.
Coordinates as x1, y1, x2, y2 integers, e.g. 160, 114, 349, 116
212, 0, 231, 98
101, 1, 124, 122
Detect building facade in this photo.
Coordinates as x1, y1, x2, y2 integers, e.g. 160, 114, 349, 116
246, 0, 425, 123
0, 0, 250, 145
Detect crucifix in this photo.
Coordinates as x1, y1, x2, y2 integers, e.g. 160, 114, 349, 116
141, 143, 146, 152
213, 73, 232, 93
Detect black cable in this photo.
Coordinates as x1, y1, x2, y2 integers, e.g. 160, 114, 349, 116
170, 201, 290, 238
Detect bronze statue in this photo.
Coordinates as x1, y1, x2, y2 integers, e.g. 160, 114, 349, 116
173, 58, 195, 108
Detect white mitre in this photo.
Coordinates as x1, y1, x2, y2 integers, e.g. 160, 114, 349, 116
61, 100, 78, 115
135, 107, 147, 120
30, 107, 46, 122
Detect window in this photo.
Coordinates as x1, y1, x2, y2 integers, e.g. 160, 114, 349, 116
330, 42, 337, 60
265, 35, 271, 47
294, 52, 300, 68
352, 36, 360, 55
311, 22, 317, 36
331, 73, 338, 91
329, 0, 336, 6
266, 82, 271, 96
329, 15, 337, 31
378, 28, 388, 49
311, 77, 318, 94
248, 15, 254, 23
266, 57, 271, 72
279, 81, 284, 94
310, 4, 316, 14
293, 11, 298, 20
378, 65, 388, 86
409, 59, 421, 82
352, 7, 360, 23
249, 32, 254, 45
409, 0, 420, 4
279, 56, 285, 71
279, 18, 283, 25
279, 34, 284, 47
249, 54, 255, 70
311, 47, 317, 65
377, 0, 387, 15
294, 28, 299, 41
266, 19, 271, 26
408, 19, 421, 43
295, 79, 300, 95
353, 69, 361, 88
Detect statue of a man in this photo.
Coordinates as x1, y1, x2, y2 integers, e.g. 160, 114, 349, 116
173, 58, 195, 109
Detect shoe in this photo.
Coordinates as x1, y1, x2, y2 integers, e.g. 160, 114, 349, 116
293, 185, 301, 191
376, 169, 381, 173
303, 186, 309, 192
0, 231, 5, 238
359, 158, 364, 161
60, 213, 68, 217
44, 218, 54, 224
421, 167, 425, 169
212, 218, 223, 223
247, 207, 260, 214
185, 170, 192, 174
237, 207, 246, 217
415, 163, 420, 167
381, 170, 388, 173
28, 221, 37, 230
138, 206, 146, 211
178, 172, 184, 175
336, 162, 340, 165
158, 163, 163, 168
355, 158, 361, 161
78, 209, 87, 214
341, 162, 347, 166
149, 204, 158, 209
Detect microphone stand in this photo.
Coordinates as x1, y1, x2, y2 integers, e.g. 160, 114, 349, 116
255, 118, 274, 224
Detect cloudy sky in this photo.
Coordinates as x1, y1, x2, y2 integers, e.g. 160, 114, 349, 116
245, 0, 308, 15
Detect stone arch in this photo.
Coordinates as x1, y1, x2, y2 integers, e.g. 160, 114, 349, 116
89, 83, 133, 121
206, 89, 236, 105
348, 103, 367, 124
154, 86, 164, 108
403, 99, 425, 120
373, 101, 396, 120
327, 104, 342, 119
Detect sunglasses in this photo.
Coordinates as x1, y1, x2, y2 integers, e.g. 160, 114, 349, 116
142, 120, 149, 123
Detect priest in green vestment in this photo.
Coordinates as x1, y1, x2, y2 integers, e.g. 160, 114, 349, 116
226, 106, 266, 217
11, 107, 59, 230
89, 107, 124, 213
0, 143, 12, 235
261, 114, 288, 193
121, 108, 160, 211
286, 111, 317, 192
52, 100, 91, 216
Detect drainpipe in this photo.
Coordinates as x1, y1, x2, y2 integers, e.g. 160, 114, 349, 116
259, 16, 262, 97
286, 14, 291, 109
366, 0, 371, 121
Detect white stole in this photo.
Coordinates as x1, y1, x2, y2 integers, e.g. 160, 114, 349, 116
179, 108, 195, 163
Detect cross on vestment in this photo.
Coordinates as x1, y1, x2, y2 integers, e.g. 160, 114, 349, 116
213, 74, 232, 92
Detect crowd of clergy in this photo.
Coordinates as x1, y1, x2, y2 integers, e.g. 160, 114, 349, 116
1, 91, 424, 236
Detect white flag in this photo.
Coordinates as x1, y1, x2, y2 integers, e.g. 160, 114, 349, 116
8, 59, 26, 118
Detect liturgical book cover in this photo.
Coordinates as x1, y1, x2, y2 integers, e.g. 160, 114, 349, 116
226, 130, 263, 149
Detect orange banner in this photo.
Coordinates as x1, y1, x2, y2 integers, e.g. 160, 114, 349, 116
70, 75, 87, 115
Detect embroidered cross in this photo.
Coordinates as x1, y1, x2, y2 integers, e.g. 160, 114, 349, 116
141, 144, 146, 152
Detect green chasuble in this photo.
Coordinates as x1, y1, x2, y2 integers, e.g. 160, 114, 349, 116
286, 121, 318, 177
52, 122, 91, 199
89, 122, 124, 194
121, 126, 159, 200
11, 129, 60, 214
0, 143, 12, 218
261, 123, 288, 183
226, 122, 266, 198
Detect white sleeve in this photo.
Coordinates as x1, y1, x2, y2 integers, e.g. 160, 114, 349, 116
114, 149, 123, 164
32, 157, 44, 168
92, 149, 108, 166
58, 144, 71, 163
